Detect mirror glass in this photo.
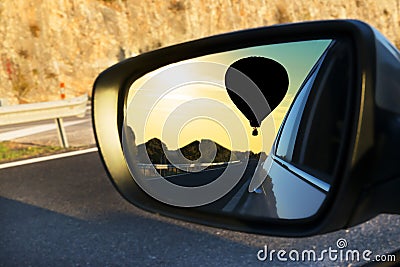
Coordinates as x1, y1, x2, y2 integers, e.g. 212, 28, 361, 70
122, 39, 352, 220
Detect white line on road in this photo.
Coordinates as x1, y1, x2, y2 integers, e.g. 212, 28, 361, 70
0, 147, 98, 170
0, 118, 91, 141
222, 180, 250, 212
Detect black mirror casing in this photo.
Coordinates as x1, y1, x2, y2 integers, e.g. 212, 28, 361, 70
346, 30, 400, 227
92, 20, 400, 237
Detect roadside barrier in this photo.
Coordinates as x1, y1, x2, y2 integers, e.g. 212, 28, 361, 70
0, 95, 88, 148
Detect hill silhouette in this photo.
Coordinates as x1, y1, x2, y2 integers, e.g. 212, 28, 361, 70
137, 138, 259, 164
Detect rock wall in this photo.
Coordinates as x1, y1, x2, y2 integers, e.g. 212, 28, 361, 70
0, 0, 399, 104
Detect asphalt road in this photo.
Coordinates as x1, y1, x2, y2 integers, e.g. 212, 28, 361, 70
0, 152, 399, 266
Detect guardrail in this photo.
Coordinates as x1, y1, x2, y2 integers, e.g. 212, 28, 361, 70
137, 160, 241, 177
0, 95, 88, 148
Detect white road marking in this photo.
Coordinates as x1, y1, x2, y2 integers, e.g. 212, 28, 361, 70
0, 118, 91, 141
222, 180, 250, 212
0, 147, 98, 170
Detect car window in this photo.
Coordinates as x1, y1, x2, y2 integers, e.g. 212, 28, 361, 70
275, 67, 318, 162
275, 41, 352, 184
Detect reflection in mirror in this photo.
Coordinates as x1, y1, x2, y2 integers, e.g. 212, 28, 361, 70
122, 39, 352, 220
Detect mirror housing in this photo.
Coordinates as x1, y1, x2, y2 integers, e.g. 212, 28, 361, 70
92, 20, 400, 237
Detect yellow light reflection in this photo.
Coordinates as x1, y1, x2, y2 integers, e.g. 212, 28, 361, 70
127, 40, 331, 154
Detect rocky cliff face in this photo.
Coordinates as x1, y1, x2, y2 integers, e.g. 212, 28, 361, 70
0, 0, 399, 104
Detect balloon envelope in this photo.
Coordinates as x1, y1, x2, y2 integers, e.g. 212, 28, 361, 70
225, 57, 289, 128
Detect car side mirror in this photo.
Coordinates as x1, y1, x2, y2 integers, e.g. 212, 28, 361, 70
92, 20, 400, 237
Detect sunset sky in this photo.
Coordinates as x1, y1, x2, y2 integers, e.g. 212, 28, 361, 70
126, 40, 331, 153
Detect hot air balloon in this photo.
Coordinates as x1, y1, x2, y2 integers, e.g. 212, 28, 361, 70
224, 57, 289, 136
